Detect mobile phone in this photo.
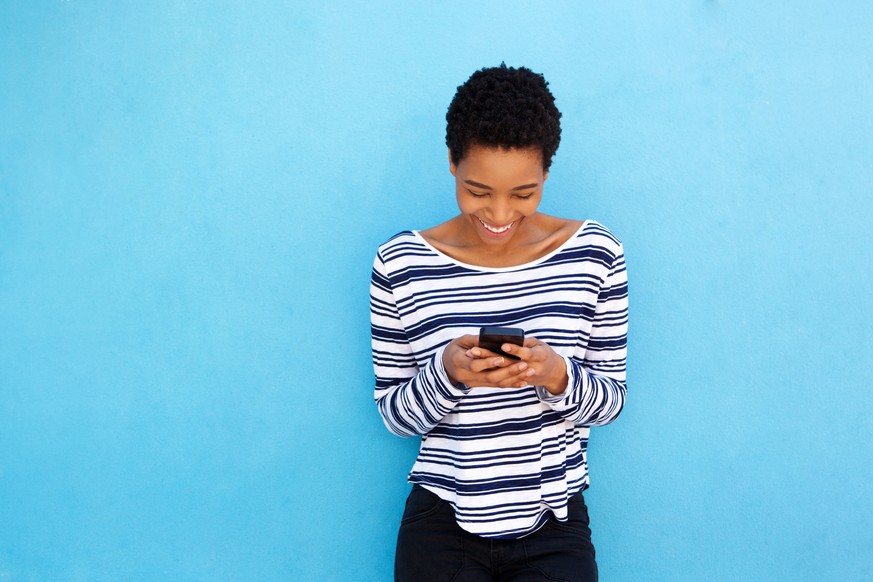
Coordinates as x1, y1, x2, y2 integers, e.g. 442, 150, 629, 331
478, 326, 525, 360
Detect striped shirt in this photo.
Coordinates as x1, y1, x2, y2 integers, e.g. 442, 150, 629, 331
370, 220, 628, 539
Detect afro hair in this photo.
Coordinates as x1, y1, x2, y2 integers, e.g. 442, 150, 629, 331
446, 64, 562, 171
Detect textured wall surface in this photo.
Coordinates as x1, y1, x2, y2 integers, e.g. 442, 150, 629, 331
2, 2, 872, 580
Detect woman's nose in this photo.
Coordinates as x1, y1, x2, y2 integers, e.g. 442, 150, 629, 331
486, 198, 513, 224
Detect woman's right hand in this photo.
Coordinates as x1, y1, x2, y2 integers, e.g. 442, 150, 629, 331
442, 334, 536, 388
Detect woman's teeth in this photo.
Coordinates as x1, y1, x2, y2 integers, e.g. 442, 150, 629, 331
479, 218, 514, 234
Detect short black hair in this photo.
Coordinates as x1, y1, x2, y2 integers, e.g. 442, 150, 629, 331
446, 64, 562, 171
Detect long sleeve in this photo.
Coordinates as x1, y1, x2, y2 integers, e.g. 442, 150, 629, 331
536, 243, 628, 426
370, 253, 469, 437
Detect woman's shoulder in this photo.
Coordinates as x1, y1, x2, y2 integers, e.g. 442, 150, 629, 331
374, 230, 433, 264
378, 229, 418, 249
542, 215, 585, 242
576, 219, 623, 249
567, 220, 625, 273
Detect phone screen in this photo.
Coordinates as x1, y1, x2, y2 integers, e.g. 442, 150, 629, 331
478, 326, 525, 360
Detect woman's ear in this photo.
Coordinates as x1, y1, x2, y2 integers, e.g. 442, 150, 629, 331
448, 149, 457, 176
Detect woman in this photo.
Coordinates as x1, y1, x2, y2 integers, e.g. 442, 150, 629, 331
370, 64, 628, 582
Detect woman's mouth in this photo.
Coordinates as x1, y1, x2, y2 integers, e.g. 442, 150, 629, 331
477, 217, 515, 236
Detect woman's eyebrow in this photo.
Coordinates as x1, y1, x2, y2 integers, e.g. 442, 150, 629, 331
511, 183, 540, 191
464, 180, 539, 190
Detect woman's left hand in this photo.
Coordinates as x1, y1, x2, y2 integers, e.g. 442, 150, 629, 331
467, 338, 569, 395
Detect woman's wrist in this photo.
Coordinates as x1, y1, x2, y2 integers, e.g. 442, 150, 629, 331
541, 355, 568, 395
442, 344, 459, 385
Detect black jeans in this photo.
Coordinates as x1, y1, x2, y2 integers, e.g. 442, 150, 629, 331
395, 485, 598, 582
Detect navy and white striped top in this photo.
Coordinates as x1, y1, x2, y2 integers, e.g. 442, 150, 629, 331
370, 220, 628, 539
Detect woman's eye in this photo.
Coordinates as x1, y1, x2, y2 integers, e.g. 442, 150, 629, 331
514, 193, 534, 200
467, 189, 489, 198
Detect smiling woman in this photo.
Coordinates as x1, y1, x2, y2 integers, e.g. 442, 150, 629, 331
370, 64, 628, 582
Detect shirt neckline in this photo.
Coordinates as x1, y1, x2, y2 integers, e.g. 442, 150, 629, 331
411, 220, 589, 273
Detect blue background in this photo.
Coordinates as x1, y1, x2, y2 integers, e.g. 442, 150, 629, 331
2, 1, 872, 580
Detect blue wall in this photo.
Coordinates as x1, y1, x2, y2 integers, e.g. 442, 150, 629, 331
2, 2, 872, 580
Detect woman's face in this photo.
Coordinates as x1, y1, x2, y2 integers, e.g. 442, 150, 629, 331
450, 144, 547, 248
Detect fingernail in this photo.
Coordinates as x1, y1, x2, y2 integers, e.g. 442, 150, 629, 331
495, 358, 504, 366
518, 362, 528, 371
526, 369, 535, 377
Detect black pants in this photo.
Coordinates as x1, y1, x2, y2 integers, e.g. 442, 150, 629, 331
395, 485, 598, 582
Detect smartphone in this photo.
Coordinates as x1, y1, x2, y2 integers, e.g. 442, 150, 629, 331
478, 326, 525, 360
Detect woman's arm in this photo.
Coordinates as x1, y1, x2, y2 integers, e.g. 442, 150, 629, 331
535, 244, 629, 426
370, 253, 469, 437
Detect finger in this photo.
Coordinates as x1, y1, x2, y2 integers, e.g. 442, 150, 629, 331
469, 356, 510, 373
464, 364, 537, 388
466, 346, 501, 359
495, 369, 537, 388
483, 361, 535, 386
501, 342, 534, 361
470, 361, 519, 384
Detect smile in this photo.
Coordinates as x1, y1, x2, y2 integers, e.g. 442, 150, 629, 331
477, 218, 515, 234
